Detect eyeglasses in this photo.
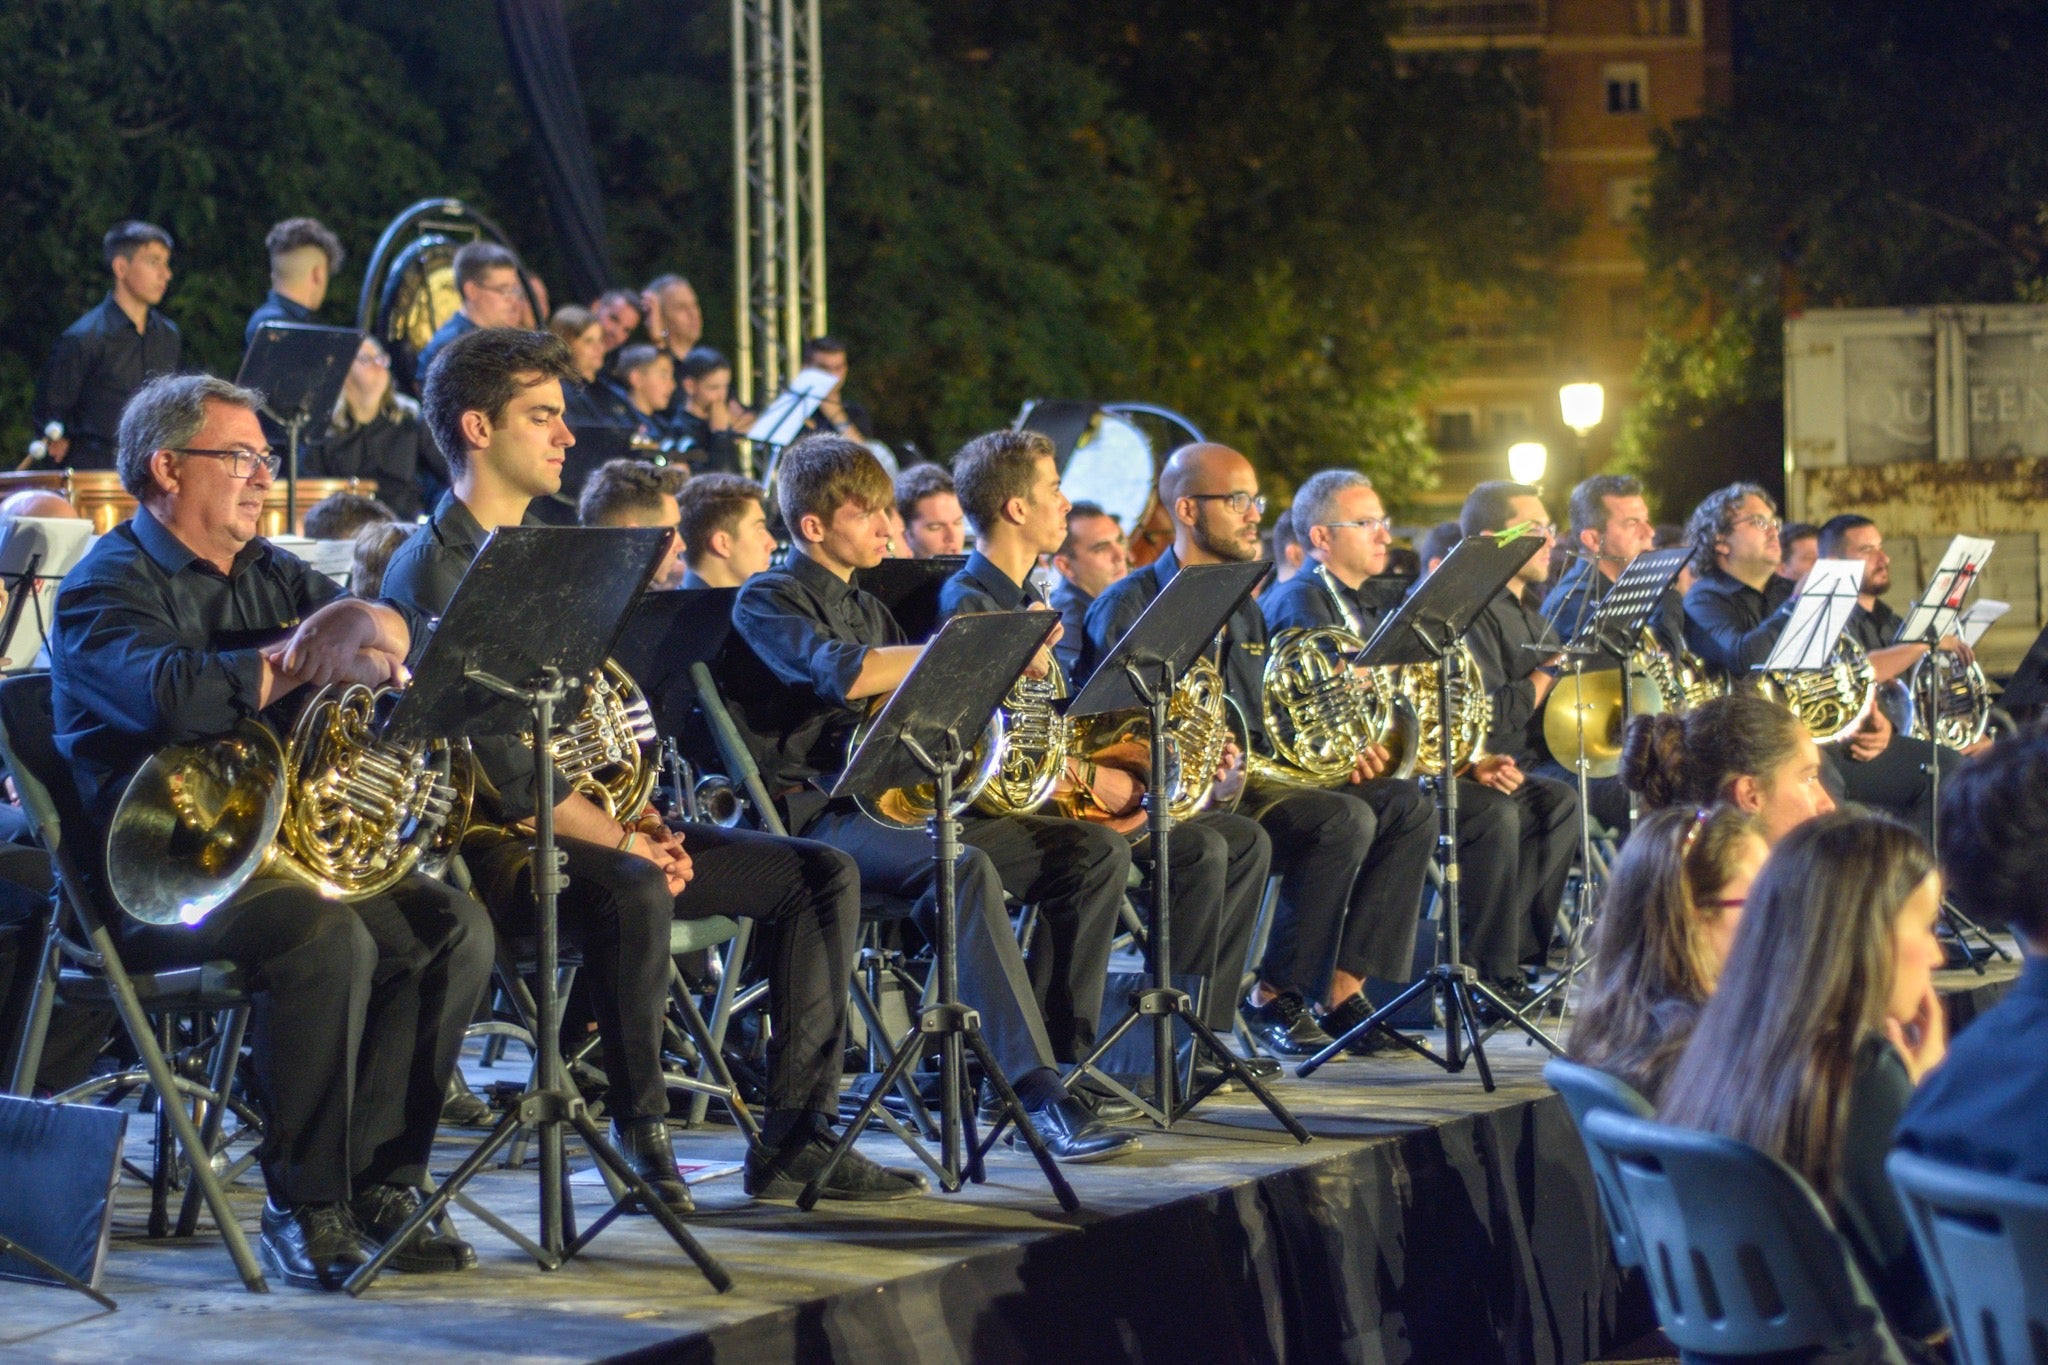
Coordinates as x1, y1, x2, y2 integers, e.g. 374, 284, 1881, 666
1736, 514, 1783, 535
1519, 520, 1556, 540
1321, 517, 1394, 536
355, 351, 391, 368
473, 281, 525, 299
173, 447, 281, 480
1188, 492, 1267, 517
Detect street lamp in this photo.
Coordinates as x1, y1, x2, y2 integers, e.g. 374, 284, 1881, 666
1559, 381, 1605, 438
1507, 441, 1548, 484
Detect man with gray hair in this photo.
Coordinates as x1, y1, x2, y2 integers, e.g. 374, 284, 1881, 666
49, 372, 494, 1288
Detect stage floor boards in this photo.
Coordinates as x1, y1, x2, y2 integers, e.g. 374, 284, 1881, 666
4, 949, 2020, 1365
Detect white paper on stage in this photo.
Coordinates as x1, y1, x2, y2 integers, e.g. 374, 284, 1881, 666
746, 367, 841, 449
1956, 599, 2009, 648
0, 517, 99, 668
271, 535, 359, 589
1894, 534, 1996, 647
1760, 557, 1866, 673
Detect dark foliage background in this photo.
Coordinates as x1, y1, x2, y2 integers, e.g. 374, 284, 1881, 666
0, 0, 1561, 510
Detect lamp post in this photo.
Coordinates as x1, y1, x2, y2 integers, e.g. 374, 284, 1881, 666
1508, 441, 1549, 485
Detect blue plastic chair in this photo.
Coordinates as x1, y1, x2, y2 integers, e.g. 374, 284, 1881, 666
1887, 1148, 2048, 1365
1543, 1056, 1655, 1267
1582, 1109, 1907, 1362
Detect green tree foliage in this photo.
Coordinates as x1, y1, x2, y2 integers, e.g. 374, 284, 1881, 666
1621, 0, 2048, 517
0, 0, 454, 449
5, 0, 1556, 515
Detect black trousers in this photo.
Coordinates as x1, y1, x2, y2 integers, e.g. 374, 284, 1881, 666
121, 874, 494, 1206
1127, 810, 1272, 1033
802, 803, 1129, 1081
1827, 733, 1957, 839
1251, 788, 1372, 999
1509, 772, 1582, 964
1531, 759, 1632, 838
468, 824, 860, 1122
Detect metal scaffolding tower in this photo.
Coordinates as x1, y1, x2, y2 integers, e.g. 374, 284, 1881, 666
731, 0, 825, 410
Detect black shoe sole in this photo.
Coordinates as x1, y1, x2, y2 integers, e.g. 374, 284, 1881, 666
369, 1239, 480, 1273
745, 1172, 929, 1203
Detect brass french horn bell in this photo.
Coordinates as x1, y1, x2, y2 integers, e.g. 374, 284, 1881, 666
1542, 668, 1662, 780
108, 721, 287, 927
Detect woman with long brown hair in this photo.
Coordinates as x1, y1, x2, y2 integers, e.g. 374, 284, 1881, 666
1569, 804, 1766, 1104
1660, 812, 1948, 1345
1622, 692, 1834, 844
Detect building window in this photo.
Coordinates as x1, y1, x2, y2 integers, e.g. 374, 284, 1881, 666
1633, 0, 1690, 36
1489, 407, 1533, 441
1433, 409, 1480, 450
1604, 63, 1647, 115
1611, 286, 1646, 339
1607, 175, 1651, 224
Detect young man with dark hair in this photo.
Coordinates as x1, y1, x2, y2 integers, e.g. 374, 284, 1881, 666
733, 435, 1139, 1161
33, 220, 181, 470
676, 472, 775, 589
611, 344, 678, 444
1896, 734, 2048, 1179
245, 217, 346, 346
1682, 483, 1949, 832
1454, 481, 1584, 983
942, 430, 1275, 1077
415, 242, 524, 382
1269, 506, 1304, 584
578, 459, 687, 590
387, 330, 916, 1206
54, 371, 492, 1287
1417, 520, 1461, 573
1263, 469, 1530, 1023
799, 336, 871, 441
1080, 445, 1435, 1057
1050, 501, 1127, 674
1776, 521, 1819, 584
667, 347, 746, 476
896, 464, 965, 559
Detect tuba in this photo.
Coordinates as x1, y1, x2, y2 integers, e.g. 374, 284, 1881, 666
1394, 643, 1492, 777
1884, 649, 1992, 748
1757, 637, 1877, 746
109, 684, 464, 927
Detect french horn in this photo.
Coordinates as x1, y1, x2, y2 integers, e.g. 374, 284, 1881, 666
1757, 638, 1877, 746
1883, 648, 1991, 749
1394, 643, 1492, 777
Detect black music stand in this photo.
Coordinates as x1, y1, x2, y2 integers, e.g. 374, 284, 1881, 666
794, 612, 1081, 1212
236, 322, 361, 532
853, 556, 968, 642
1300, 530, 1563, 1089
1045, 561, 1310, 1140
344, 527, 733, 1297
747, 367, 840, 484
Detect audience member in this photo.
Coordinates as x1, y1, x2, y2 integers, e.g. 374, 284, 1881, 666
1895, 735, 2048, 1180
614, 344, 678, 439
1662, 812, 1946, 1348
1569, 805, 1767, 1103
1623, 693, 1835, 843
578, 458, 688, 589
311, 335, 433, 519
549, 305, 608, 385
676, 473, 776, 589
644, 274, 703, 369
244, 217, 344, 346
896, 464, 965, 558
302, 490, 397, 542
32, 220, 180, 470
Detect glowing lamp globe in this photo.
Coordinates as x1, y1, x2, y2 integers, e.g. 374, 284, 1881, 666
1507, 441, 1549, 484
1559, 382, 1605, 437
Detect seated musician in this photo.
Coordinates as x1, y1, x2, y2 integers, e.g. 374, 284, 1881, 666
895, 464, 966, 559
32, 221, 181, 470
732, 434, 1139, 1161
675, 473, 777, 590
1536, 473, 1677, 831
1261, 469, 1534, 1028
415, 242, 525, 384
1777, 520, 1819, 584
51, 373, 493, 1288
1454, 483, 1585, 988
301, 490, 395, 542
1048, 501, 1127, 676
382, 328, 920, 1206
577, 458, 687, 590
243, 217, 344, 347
1079, 446, 1433, 1059
1681, 483, 1950, 833
667, 348, 747, 477
937, 430, 1273, 1087
311, 336, 432, 520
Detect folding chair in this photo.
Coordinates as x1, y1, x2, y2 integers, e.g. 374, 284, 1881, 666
0, 673, 267, 1292
1888, 1148, 2048, 1365
1542, 1057, 1655, 1268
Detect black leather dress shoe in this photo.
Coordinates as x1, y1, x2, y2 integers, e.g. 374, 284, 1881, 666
1241, 991, 1342, 1058
440, 1071, 495, 1130
259, 1200, 371, 1291
610, 1117, 695, 1216
1018, 1095, 1140, 1163
744, 1131, 929, 1202
348, 1183, 479, 1273
1319, 993, 1399, 1057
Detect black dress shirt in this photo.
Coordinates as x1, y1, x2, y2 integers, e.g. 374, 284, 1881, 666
1260, 563, 1391, 637
49, 507, 367, 888
242, 289, 316, 349
309, 397, 431, 520
1683, 565, 1798, 680
938, 551, 1040, 623
1465, 584, 1560, 765
32, 295, 182, 470
1049, 577, 1093, 675
1897, 954, 2048, 1183
669, 408, 744, 476
1079, 548, 1269, 747
413, 312, 477, 389
731, 550, 905, 791
1845, 598, 1903, 655
1540, 558, 1687, 663
378, 493, 569, 820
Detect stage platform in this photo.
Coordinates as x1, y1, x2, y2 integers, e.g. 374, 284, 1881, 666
3, 950, 2019, 1365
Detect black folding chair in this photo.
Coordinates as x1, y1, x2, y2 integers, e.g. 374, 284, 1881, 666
0, 673, 268, 1292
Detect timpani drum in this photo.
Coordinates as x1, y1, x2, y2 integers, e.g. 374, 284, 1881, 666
0, 472, 378, 537
262, 478, 379, 538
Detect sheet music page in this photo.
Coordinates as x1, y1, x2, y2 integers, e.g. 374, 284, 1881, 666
1956, 599, 2009, 647
1760, 558, 1865, 673
746, 367, 841, 445
1895, 534, 1996, 646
